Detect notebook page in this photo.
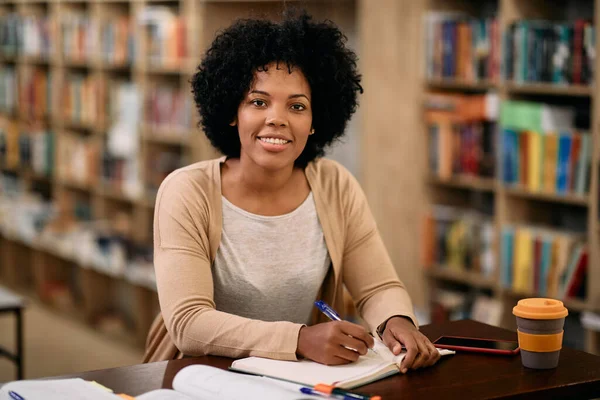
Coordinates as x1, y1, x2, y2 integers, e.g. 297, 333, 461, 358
0, 378, 122, 400
231, 349, 394, 387
137, 389, 194, 400
172, 365, 306, 400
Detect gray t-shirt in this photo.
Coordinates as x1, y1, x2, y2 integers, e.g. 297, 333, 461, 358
213, 193, 330, 325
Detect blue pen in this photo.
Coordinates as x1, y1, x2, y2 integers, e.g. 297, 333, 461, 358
314, 301, 378, 355
8, 391, 25, 400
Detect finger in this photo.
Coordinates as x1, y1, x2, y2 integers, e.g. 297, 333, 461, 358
336, 333, 368, 355
399, 337, 418, 373
335, 344, 361, 363
411, 340, 431, 369
425, 340, 441, 367
323, 355, 353, 366
339, 321, 374, 349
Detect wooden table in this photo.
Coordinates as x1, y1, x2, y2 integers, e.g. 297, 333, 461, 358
62, 320, 600, 399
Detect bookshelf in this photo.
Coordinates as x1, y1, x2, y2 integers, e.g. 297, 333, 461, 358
0, 0, 357, 348
417, 0, 600, 353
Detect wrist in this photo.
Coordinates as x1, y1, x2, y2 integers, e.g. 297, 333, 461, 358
378, 315, 414, 337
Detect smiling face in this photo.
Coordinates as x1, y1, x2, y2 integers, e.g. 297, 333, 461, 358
235, 62, 313, 171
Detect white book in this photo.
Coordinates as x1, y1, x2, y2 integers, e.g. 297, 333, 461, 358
0, 378, 122, 400
230, 338, 455, 389
138, 365, 305, 400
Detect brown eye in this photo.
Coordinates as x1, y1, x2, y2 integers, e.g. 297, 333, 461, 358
291, 103, 306, 111
251, 99, 266, 107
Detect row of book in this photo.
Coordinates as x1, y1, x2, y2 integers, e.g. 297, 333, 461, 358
502, 129, 592, 195
0, 117, 186, 198
421, 205, 496, 278
19, 67, 52, 119
425, 14, 500, 82
100, 15, 135, 66
62, 13, 135, 65
61, 12, 95, 63
62, 73, 105, 127
16, 129, 54, 177
505, 20, 595, 85
501, 226, 587, 300
1, 9, 180, 67
144, 85, 193, 134
0, 176, 156, 289
0, 13, 53, 58
138, 6, 187, 68
501, 100, 591, 195
425, 92, 498, 179
425, 95, 593, 196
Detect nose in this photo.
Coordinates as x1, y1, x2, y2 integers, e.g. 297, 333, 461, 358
265, 107, 288, 127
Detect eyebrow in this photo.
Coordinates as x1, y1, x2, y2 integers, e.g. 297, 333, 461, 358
249, 90, 310, 100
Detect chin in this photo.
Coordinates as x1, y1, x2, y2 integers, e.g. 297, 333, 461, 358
252, 153, 297, 171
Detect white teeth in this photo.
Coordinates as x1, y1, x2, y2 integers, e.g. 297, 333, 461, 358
259, 137, 289, 145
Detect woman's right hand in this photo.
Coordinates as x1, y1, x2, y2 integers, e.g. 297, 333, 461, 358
296, 321, 375, 365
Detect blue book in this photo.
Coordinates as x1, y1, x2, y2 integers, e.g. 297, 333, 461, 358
539, 238, 552, 296
502, 228, 515, 288
502, 129, 519, 184
556, 133, 572, 193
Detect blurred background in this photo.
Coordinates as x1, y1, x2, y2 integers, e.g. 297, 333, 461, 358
0, 0, 599, 382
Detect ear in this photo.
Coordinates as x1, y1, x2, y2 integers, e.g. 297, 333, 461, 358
229, 118, 237, 127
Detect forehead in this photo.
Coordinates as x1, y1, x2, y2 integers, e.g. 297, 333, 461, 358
250, 63, 311, 95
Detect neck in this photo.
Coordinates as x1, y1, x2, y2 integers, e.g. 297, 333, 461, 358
234, 156, 297, 197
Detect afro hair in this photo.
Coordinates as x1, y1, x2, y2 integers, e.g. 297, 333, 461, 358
190, 10, 363, 167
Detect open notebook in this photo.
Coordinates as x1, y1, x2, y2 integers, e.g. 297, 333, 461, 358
0, 378, 127, 400
230, 338, 455, 389
138, 365, 306, 400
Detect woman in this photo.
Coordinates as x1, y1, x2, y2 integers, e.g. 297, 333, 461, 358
144, 11, 440, 373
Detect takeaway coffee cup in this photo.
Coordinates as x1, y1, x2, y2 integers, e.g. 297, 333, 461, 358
512, 298, 568, 369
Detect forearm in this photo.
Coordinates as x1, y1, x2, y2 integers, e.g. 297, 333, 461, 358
164, 302, 303, 360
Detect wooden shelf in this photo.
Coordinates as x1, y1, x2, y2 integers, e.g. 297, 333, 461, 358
504, 186, 590, 207
426, 79, 497, 91
56, 178, 93, 191
425, 266, 496, 290
505, 82, 593, 97
146, 64, 186, 75
143, 126, 190, 145
428, 174, 497, 192
96, 184, 140, 204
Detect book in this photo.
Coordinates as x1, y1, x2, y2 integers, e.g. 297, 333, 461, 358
138, 365, 307, 400
0, 378, 125, 400
229, 338, 455, 389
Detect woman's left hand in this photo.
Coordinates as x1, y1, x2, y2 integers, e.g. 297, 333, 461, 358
381, 316, 440, 373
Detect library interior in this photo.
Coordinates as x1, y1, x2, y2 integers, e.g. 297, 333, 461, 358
0, 0, 600, 398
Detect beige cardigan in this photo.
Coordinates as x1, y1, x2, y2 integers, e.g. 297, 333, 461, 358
143, 157, 417, 363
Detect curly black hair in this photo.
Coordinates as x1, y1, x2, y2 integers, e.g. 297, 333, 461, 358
190, 10, 363, 167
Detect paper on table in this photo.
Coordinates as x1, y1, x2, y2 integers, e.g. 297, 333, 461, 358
136, 389, 195, 400
172, 365, 306, 400
0, 378, 122, 400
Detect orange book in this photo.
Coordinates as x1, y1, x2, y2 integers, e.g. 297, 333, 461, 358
543, 133, 558, 192
456, 22, 467, 79
420, 212, 437, 269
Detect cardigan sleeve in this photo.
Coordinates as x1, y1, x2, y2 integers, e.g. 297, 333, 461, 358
339, 170, 419, 334
153, 170, 303, 360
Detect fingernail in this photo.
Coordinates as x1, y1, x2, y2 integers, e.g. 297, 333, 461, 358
402, 368, 407, 373
393, 344, 400, 353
